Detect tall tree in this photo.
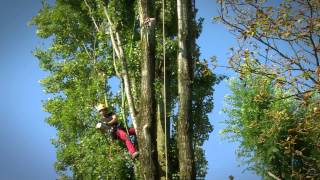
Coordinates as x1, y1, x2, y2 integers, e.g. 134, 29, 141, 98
216, 0, 320, 179
223, 70, 320, 179
154, 0, 179, 178
176, 0, 195, 179
137, 0, 158, 179
32, 0, 220, 179
216, 0, 320, 94
31, 1, 135, 178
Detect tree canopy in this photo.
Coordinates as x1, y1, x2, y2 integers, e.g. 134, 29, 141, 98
32, 0, 221, 179
216, 0, 320, 179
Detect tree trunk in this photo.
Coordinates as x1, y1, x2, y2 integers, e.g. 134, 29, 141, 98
156, 54, 170, 179
137, 0, 158, 179
177, 0, 195, 179
156, 99, 167, 180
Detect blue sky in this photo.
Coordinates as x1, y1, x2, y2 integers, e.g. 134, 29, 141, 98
196, 1, 259, 179
0, 0, 260, 179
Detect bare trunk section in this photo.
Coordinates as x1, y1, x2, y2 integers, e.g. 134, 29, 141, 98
177, 0, 195, 179
156, 100, 167, 180
156, 56, 170, 180
137, 0, 158, 179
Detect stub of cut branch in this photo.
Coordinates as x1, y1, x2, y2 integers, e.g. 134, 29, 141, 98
267, 171, 281, 180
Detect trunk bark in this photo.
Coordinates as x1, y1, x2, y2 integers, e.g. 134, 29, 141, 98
137, 0, 158, 179
156, 54, 170, 179
177, 0, 195, 179
156, 99, 167, 180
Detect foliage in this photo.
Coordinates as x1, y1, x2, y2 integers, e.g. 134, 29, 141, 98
215, 0, 320, 93
32, 0, 134, 179
222, 66, 320, 179
216, 0, 320, 179
191, 59, 224, 178
32, 0, 220, 179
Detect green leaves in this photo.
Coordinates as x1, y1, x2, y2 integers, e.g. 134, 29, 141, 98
223, 70, 320, 179
34, 48, 54, 71
33, 0, 220, 178
32, 1, 131, 178
217, 0, 320, 94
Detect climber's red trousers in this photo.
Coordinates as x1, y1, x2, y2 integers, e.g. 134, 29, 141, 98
115, 128, 136, 155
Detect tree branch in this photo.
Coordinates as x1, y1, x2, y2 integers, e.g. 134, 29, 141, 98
84, 0, 100, 32
102, 5, 138, 131
267, 171, 282, 180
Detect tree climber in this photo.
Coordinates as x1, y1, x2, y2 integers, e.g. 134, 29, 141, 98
95, 104, 139, 159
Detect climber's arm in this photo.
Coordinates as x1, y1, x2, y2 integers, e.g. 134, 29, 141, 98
107, 114, 118, 125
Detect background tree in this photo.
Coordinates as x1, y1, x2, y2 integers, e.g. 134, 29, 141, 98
215, 0, 320, 178
216, 0, 320, 93
223, 69, 320, 179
